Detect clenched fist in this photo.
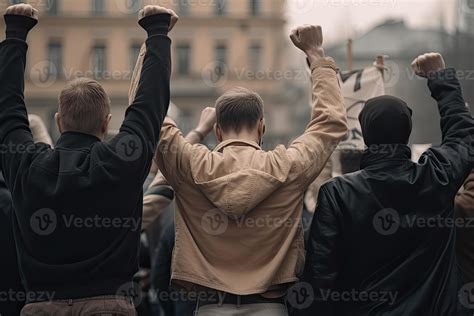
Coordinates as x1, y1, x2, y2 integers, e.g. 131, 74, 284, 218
138, 5, 179, 32
5, 3, 38, 20
411, 53, 446, 78
290, 25, 325, 62
196, 107, 217, 136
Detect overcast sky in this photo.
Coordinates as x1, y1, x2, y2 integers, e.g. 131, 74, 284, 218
287, 0, 458, 45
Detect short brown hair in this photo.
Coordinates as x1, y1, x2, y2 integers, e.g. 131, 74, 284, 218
215, 87, 264, 133
58, 78, 110, 135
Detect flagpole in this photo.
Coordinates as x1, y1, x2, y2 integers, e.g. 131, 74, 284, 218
347, 39, 353, 71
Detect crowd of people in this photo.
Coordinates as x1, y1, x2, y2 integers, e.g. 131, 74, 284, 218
0, 3, 473, 316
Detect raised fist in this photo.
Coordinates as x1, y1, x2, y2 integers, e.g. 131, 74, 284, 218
138, 5, 179, 32
196, 107, 217, 136
290, 25, 324, 59
411, 53, 446, 78
5, 3, 38, 20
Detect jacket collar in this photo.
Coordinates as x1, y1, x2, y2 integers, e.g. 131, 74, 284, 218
214, 139, 261, 153
55, 131, 101, 150
360, 144, 412, 170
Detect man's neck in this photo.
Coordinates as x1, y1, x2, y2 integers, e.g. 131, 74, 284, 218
220, 131, 259, 145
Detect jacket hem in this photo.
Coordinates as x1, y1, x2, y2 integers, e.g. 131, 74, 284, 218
171, 273, 299, 295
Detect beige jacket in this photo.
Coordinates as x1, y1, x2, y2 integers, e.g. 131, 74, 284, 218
456, 171, 474, 282
156, 57, 348, 295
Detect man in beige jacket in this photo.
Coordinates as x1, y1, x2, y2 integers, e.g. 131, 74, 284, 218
456, 170, 474, 283
134, 25, 348, 315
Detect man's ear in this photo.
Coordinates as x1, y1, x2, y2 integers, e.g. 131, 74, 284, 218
214, 123, 223, 142
102, 114, 112, 136
258, 118, 266, 140
54, 112, 62, 134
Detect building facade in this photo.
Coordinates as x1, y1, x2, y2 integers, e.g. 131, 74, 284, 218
0, 0, 294, 142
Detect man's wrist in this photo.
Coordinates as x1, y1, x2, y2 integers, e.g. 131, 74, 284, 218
306, 48, 325, 64
4, 15, 38, 41
139, 13, 171, 37
192, 128, 206, 141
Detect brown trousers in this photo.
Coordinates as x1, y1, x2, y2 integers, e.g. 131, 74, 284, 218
20, 295, 137, 316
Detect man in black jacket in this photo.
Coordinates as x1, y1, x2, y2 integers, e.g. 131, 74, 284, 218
0, 3, 177, 315
302, 53, 474, 315
0, 173, 23, 316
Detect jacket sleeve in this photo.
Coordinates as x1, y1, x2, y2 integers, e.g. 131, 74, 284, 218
142, 171, 174, 232
456, 170, 474, 212
286, 58, 348, 188
155, 122, 194, 190
0, 15, 48, 188
421, 69, 474, 191
303, 184, 343, 316
107, 14, 172, 181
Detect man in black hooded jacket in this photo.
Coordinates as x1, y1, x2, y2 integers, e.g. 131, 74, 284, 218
302, 53, 474, 315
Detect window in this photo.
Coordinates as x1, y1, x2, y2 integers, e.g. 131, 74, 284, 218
250, 0, 261, 16
249, 43, 262, 71
178, 0, 189, 16
215, 0, 227, 16
92, 0, 105, 15
48, 41, 62, 79
47, 0, 59, 15
92, 44, 107, 79
176, 43, 191, 76
129, 43, 141, 72
215, 43, 227, 74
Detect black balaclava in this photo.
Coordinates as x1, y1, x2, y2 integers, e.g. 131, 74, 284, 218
359, 95, 413, 146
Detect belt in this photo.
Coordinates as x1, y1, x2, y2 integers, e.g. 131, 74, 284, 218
198, 291, 285, 307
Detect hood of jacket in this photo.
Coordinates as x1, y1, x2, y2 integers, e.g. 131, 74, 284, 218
189, 139, 291, 218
